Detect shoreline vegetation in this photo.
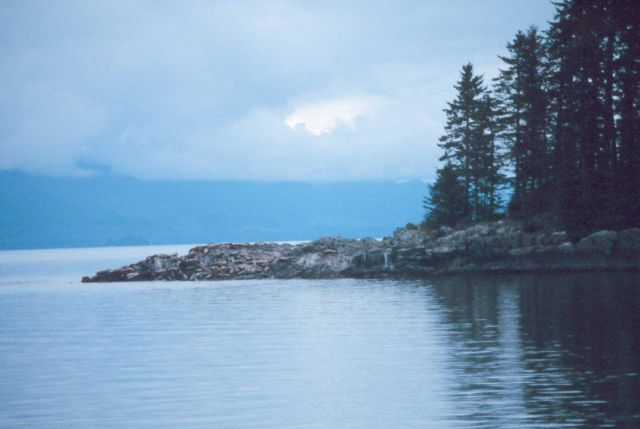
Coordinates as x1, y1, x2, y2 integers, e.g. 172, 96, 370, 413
85, 0, 640, 282
82, 221, 640, 282
424, 0, 639, 240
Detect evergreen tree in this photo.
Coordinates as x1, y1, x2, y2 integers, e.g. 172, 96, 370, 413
493, 27, 549, 218
423, 163, 468, 227
426, 0, 639, 236
438, 63, 504, 221
476, 93, 507, 219
614, 0, 640, 229
546, 0, 640, 235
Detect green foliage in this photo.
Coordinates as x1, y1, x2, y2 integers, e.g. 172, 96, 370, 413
426, 0, 640, 237
544, 0, 640, 235
493, 26, 549, 217
423, 163, 469, 228
430, 63, 506, 226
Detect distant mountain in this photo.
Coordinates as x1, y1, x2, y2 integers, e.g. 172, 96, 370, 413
0, 171, 427, 250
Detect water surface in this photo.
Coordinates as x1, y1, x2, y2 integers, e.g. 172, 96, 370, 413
0, 246, 638, 428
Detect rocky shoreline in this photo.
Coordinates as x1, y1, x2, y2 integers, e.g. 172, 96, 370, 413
82, 221, 640, 282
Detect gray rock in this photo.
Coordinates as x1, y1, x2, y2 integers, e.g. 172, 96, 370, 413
438, 226, 454, 236
392, 227, 425, 246
576, 230, 618, 256
82, 222, 640, 282
550, 231, 568, 245
558, 242, 573, 252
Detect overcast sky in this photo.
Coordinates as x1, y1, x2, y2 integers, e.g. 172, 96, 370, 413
0, 1, 555, 182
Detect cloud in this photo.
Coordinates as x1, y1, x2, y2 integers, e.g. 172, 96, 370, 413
284, 96, 385, 136
0, 83, 106, 176
0, 0, 556, 182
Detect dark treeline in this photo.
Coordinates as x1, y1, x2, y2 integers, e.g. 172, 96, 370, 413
425, 0, 639, 239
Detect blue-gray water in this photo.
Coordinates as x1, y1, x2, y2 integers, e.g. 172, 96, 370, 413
0, 246, 638, 428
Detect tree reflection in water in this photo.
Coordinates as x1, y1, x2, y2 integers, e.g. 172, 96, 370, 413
426, 273, 640, 428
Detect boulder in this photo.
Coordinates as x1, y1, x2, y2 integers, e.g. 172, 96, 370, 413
392, 227, 425, 246
576, 230, 618, 256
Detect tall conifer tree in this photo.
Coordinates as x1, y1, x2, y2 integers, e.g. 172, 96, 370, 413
614, 0, 640, 228
547, 0, 640, 235
494, 27, 548, 217
437, 63, 504, 222
426, 0, 639, 235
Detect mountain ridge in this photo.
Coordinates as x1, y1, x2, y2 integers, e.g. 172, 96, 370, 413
0, 171, 426, 250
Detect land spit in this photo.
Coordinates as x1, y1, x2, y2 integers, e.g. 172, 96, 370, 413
82, 221, 640, 282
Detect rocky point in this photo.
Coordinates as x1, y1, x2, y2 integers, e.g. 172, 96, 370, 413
82, 221, 640, 282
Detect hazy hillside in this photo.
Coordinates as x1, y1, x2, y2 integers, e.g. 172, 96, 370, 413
0, 171, 426, 249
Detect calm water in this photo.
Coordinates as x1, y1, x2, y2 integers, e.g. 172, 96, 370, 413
0, 246, 638, 428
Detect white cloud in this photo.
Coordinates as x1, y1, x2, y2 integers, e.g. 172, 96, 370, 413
284, 96, 385, 136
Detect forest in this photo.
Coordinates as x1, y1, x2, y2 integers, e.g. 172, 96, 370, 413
425, 0, 639, 239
